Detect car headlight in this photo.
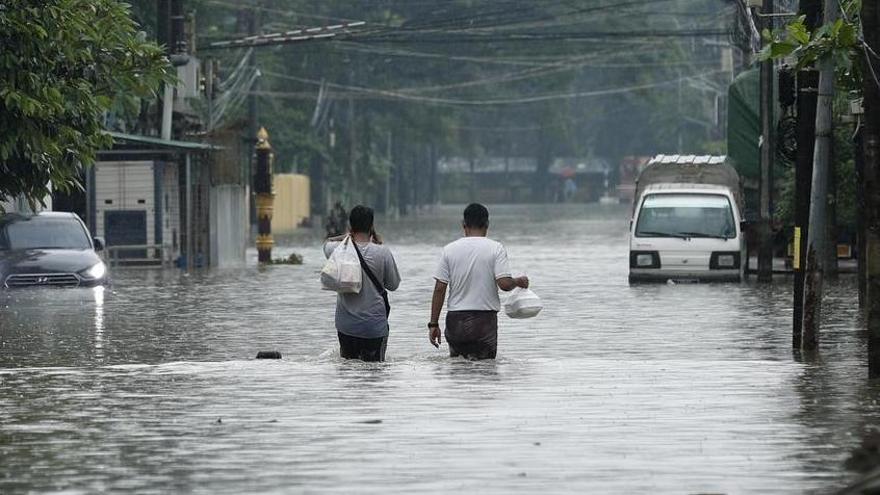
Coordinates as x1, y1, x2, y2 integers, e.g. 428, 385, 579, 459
80, 261, 107, 280
717, 255, 735, 267
630, 251, 660, 269
710, 252, 740, 270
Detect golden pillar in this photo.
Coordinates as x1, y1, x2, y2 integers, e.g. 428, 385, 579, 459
254, 127, 274, 263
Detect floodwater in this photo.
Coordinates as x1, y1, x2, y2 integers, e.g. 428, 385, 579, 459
0, 204, 875, 494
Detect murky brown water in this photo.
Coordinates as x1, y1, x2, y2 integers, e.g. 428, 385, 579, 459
0, 204, 875, 494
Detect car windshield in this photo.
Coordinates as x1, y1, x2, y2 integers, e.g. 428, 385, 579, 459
0, 218, 91, 250
635, 194, 736, 239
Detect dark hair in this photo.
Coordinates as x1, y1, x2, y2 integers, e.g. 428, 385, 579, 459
349, 205, 374, 233
463, 203, 489, 229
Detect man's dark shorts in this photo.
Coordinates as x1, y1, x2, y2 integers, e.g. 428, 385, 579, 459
445, 310, 498, 360
338, 332, 388, 362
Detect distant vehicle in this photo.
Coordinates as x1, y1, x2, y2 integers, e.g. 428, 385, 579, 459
628, 155, 746, 283
0, 212, 109, 288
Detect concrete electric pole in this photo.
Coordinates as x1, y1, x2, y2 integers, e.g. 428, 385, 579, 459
800, 0, 838, 351
862, 1, 880, 377
792, 0, 821, 348
758, 0, 776, 283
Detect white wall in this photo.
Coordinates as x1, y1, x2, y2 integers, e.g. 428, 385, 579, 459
160, 162, 180, 256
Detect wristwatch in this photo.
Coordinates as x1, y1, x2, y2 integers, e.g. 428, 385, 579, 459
427, 322, 440, 329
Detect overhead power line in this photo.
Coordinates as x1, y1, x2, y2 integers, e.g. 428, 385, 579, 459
200, 0, 362, 24
351, 29, 732, 44
205, 21, 367, 51
323, 41, 693, 70
255, 69, 729, 106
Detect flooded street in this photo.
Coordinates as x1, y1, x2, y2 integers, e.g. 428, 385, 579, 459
0, 204, 875, 494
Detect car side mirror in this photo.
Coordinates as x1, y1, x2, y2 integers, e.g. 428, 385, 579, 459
93, 237, 105, 252
739, 221, 750, 233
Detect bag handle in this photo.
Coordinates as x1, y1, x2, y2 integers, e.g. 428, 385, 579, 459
351, 241, 391, 317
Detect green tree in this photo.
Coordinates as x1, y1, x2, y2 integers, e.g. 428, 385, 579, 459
0, 0, 172, 210
760, 0, 863, 92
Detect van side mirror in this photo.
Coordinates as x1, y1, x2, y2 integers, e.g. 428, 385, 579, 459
739, 221, 750, 233
93, 237, 105, 252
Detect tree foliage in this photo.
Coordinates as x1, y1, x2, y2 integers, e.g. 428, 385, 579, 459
760, 0, 864, 92
0, 0, 172, 210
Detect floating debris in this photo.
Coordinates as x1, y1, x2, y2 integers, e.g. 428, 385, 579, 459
270, 253, 304, 265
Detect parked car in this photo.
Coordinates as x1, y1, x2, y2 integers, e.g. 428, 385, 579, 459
0, 212, 109, 288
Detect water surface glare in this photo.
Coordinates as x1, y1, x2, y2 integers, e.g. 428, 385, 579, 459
1, 204, 876, 494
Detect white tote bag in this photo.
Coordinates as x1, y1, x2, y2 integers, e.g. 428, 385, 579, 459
503, 287, 543, 319
320, 237, 363, 294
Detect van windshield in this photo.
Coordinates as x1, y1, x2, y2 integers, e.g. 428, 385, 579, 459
635, 194, 736, 239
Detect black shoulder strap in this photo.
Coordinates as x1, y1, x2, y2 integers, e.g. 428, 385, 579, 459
352, 241, 390, 316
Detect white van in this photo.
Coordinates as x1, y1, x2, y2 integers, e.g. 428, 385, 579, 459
628, 155, 745, 283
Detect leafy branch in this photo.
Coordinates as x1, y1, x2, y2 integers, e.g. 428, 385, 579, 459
0, 0, 174, 211
759, 0, 864, 92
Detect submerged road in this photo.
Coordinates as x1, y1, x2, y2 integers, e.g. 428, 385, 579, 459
0, 204, 875, 493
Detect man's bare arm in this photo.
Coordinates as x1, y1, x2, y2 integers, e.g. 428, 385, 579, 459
429, 280, 447, 348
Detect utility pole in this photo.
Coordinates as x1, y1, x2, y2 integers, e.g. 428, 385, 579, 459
801, 0, 838, 351
385, 131, 392, 216
855, 116, 866, 307
469, 156, 476, 202
397, 144, 408, 216
205, 58, 214, 132
347, 76, 356, 205
826, 127, 839, 280
862, 0, 880, 377
757, 0, 776, 282
243, 6, 259, 227
157, 0, 170, 135
793, 0, 821, 348
428, 142, 438, 209
247, 8, 258, 143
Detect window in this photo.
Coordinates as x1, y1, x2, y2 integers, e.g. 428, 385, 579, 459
1, 218, 91, 250
636, 194, 736, 239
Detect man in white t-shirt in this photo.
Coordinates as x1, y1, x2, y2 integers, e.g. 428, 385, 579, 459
428, 203, 529, 359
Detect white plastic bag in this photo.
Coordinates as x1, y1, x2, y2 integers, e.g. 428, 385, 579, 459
504, 287, 543, 319
320, 237, 362, 293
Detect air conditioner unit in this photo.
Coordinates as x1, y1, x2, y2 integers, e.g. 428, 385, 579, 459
176, 56, 201, 102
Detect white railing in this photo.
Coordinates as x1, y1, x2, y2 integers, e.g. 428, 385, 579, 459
105, 244, 174, 268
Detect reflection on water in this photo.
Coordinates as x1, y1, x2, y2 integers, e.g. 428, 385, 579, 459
0, 204, 875, 494
94, 286, 104, 360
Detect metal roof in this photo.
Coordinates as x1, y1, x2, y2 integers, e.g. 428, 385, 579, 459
643, 183, 731, 192
648, 154, 727, 166
105, 132, 221, 152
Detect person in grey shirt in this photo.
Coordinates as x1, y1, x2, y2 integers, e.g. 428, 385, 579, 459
324, 205, 401, 362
